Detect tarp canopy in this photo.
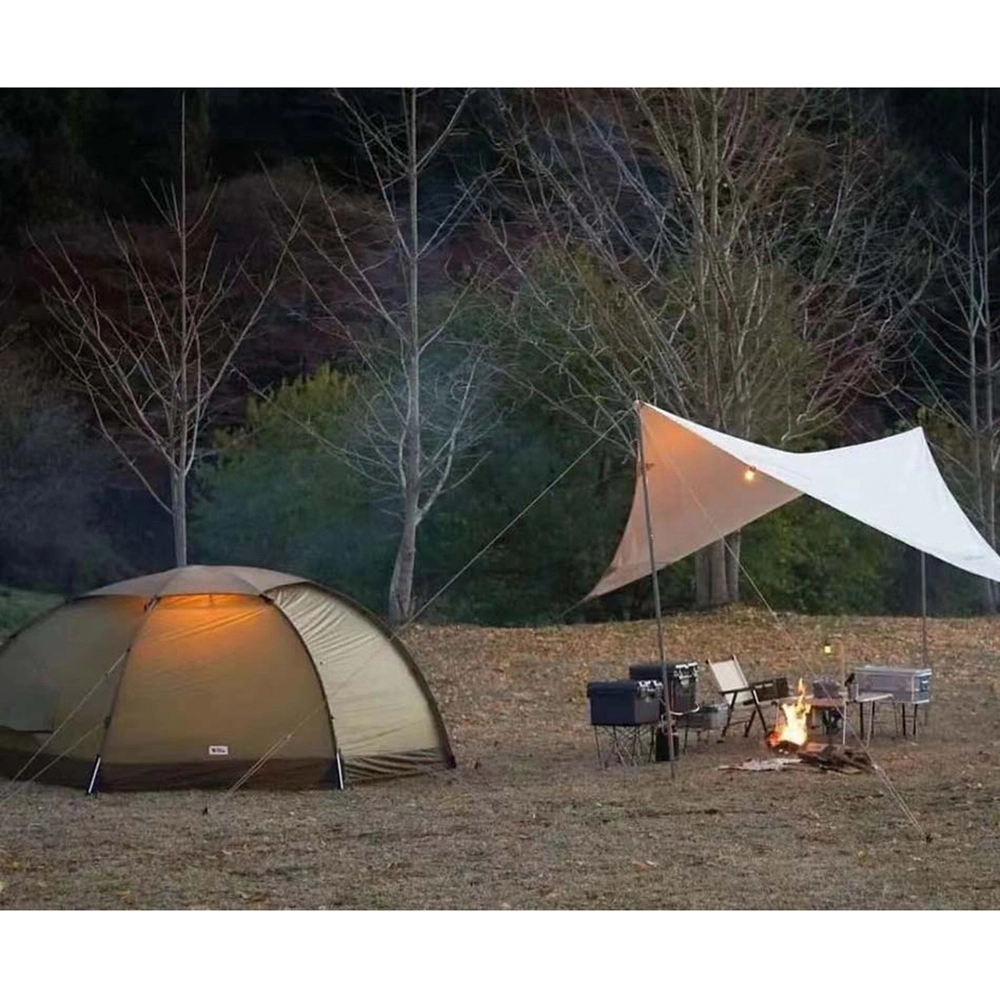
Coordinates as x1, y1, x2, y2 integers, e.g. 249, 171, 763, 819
589, 403, 1000, 599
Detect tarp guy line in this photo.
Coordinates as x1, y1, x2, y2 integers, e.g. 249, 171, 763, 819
649, 424, 928, 839
208, 411, 631, 811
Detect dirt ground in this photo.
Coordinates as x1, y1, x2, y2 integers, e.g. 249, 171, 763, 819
2, 607, 1000, 910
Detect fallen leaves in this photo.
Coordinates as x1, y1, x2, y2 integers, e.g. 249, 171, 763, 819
1, 610, 1000, 909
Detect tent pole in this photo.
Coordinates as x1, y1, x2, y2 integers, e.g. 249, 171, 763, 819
635, 401, 677, 779
920, 551, 928, 671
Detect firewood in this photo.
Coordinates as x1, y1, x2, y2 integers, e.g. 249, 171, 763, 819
792, 742, 874, 774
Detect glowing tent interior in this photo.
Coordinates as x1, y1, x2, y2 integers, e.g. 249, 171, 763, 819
0, 566, 454, 791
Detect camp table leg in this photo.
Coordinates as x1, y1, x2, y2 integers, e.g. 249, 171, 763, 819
748, 690, 768, 738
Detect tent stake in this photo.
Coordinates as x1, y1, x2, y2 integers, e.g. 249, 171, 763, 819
635, 401, 677, 780
920, 551, 928, 671
86, 755, 101, 796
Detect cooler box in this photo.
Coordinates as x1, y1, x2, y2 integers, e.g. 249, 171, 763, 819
587, 680, 661, 727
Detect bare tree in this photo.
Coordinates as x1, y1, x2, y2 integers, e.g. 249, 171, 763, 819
35, 94, 296, 566
270, 89, 495, 624
909, 112, 1000, 612
489, 88, 927, 605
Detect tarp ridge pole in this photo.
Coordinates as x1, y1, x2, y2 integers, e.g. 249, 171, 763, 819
624, 422, 929, 838
635, 400, 677, 780
920, 551, 929, 671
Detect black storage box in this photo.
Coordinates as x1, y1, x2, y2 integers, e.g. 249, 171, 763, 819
752, 677, 791, 701
587, 680, 661, 727
654, 728, 681, 761
628, 661, 699, 714
811, 677, 842, 700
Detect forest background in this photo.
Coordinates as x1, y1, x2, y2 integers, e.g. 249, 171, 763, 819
1, 87, 996, 625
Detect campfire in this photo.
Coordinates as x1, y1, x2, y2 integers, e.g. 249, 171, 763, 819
766, 678, 809, 749
762, 676, 874, 775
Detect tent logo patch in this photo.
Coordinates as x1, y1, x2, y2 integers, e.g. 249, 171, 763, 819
208, 745, 229, 756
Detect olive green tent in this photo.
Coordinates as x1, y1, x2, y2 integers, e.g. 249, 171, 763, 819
0, 566, 454, 791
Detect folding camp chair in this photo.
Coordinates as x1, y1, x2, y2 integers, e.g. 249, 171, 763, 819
706, 655, 790, 739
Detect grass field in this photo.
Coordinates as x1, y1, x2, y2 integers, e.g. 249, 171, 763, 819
2, 606, 1000, 909
0, 587, 62, 636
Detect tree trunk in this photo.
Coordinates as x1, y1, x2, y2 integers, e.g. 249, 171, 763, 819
981, 117, 999, 615
695, 548, 709, 607
387, 88, 423, 629
388, 496, 418, 625
709, 537, 728, 605
725, 530, 741, 602
695, 538, 736, 607
170, 466, 188, 567
175, 94, 190, 571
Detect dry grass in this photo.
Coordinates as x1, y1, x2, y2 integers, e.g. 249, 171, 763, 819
3, 607, 1000, 910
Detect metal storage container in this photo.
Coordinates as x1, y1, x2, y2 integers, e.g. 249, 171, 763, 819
684, 702, 727, 731
628, 661, 699, 714
849, 665, 932, 704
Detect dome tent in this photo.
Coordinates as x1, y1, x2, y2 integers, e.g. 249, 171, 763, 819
0, 566, 454, 791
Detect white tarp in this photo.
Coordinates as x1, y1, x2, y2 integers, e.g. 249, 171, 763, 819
589, 403, 1000, 599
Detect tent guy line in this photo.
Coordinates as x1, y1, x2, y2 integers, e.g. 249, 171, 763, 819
0, 722, 104, 808
0, 646, 132, 801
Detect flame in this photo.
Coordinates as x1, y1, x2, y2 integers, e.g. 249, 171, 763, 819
767, 678, 810, 748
